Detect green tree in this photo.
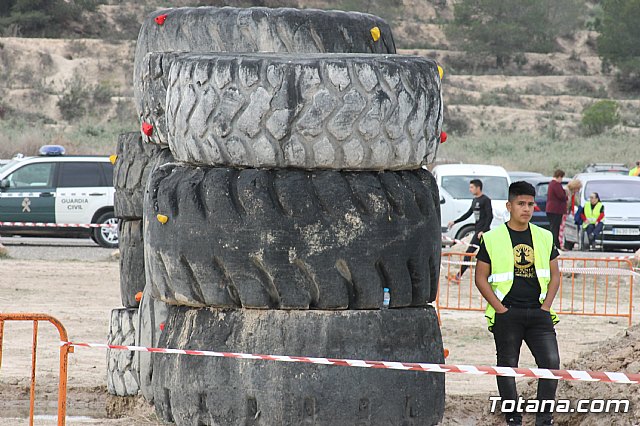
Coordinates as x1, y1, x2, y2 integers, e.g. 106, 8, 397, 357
581, 100, 620, 136
0, 0, 97, 37
597, 0, 640, 90
447, 0, 582, 68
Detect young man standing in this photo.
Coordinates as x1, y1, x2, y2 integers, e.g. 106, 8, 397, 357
447, 178, 493, 283
475, 181, 561, 426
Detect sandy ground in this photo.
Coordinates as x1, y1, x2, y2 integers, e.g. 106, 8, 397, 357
0, 243, 638, 425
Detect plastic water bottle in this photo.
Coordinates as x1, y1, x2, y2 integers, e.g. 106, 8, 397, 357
383, 288, 390, 307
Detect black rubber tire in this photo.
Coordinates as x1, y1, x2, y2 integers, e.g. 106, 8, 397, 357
152, 306, 444, 425
93, 211, 119, 249
114, 132, 173, 220
563, 241, 575, 251
157, 52, 441, 170
134, 6, 396, 146
106, 308, 139, 397
455, 224, 476, 242
135, 285, 168, 404
144, 164, 441, 309
119, 219, 145, 308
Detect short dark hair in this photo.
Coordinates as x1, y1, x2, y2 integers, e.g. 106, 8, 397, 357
470, 179, 483, 190
553, 169, 565, 178
508, 181, 535, 201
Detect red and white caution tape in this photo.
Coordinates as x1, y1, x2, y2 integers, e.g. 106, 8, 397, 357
0, 221, 115, 229
441, 235, 479, 248
64, 341, 640, 384
441, 259, 477, 266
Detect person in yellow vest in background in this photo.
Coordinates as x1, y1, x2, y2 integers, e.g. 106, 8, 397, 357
580, 192, 605, 250
475, 181, 560, 426
629, 161, 640, 176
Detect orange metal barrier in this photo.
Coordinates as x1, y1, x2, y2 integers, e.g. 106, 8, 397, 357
0, 313, 74, 426
437, 252, 635, 326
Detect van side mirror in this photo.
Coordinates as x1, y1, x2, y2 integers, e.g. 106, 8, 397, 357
440, 197, 445, 204
0, 179, 9, 190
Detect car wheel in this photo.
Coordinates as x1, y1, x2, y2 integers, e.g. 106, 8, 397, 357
94, 211, 119, 249
455, 225, 475, 242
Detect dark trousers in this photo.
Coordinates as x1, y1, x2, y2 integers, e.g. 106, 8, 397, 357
460, 232, 481, 276
493, 307, 560, 425
546, 213, 563, 249
585, 222, 604, 244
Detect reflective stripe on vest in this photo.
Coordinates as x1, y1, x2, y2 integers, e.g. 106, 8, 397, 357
583, 202, 603, 228
481, 223, 558, 329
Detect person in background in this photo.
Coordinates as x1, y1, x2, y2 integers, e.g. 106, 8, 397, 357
630, 161, 640, 177
581, 192, 604, 250
447, 179, 493, 283
545, 169, 567, 250
475, 181, 560, 426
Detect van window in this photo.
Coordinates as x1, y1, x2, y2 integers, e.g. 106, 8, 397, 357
584, 180, 640, 202
6, 162, 55, 188
101, 163, 114, 187
536, 183, 549, 199
441, 176, 509, 200
58, 162, 104, 188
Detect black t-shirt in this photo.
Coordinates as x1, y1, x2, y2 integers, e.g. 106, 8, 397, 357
454, 194, 493, 233
476, 224, 559, 307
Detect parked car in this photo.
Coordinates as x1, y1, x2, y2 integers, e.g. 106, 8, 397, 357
515, 176, 571, 230
564, 173, 640, 250
582, 163, 629, 175
508, 171, 544, 182
431, 164, 511, 243
0, 147, 118, 248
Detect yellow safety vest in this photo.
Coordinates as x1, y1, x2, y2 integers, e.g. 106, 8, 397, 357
482, 223, 559, 330
629, 167, 639, 177
582, 202, 603, 229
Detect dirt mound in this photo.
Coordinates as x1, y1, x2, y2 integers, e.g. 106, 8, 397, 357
520, 324, 640, 425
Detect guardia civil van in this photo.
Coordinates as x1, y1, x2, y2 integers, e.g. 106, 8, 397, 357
0, 146, 118, 248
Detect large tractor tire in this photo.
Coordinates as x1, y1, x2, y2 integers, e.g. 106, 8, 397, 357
144, 164, 441, 310
143, 52, 442, 169
106, 308, 139, 397
119, 219, 145, 308
133, 6, 396, 146
113, 132, 172, 220
152, 306, 445, 425
135, 285, 168, 403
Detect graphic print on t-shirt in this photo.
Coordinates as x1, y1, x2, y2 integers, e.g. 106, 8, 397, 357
513, 243, 535, 278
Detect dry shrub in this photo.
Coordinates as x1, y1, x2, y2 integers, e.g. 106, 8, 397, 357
0, 125, 45, 159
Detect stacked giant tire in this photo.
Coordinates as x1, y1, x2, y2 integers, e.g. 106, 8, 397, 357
107, 133, 173, 397
135, 7, 445, 425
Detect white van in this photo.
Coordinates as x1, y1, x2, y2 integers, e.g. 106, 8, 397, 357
564, 173, 640, 250
431, 164, 511, 243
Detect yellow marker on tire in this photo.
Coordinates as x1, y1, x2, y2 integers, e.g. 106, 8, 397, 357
370, 26, 381, 42
437, 65, 444, 80
109, 154, 117, 164
157, 214, 169, 224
